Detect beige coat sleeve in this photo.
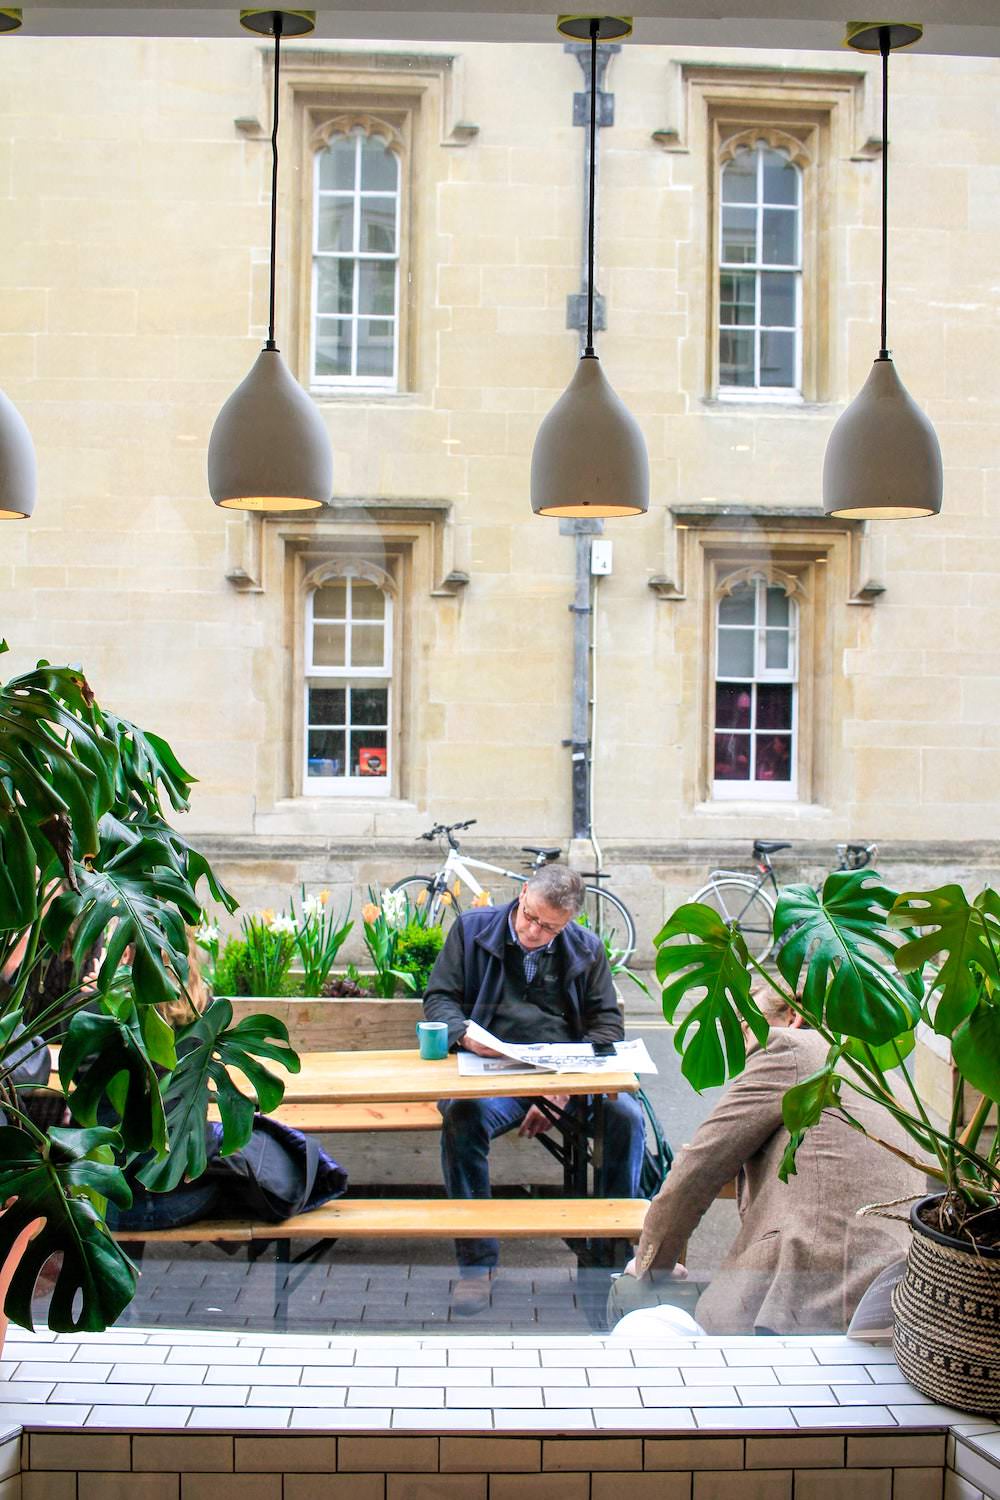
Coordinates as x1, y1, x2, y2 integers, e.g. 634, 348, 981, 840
635, 1031, 801, 1273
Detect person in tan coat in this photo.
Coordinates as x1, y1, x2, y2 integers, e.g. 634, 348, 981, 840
610, 995, 927, 1336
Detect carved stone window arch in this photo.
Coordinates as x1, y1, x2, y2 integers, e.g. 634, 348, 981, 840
303, 557, 398, 599
719, 127, 812, 172
717, 562, 806, 603
310, 113, 404, 159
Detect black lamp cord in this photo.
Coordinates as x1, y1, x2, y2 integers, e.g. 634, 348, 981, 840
265, 9, 284, 352
878, 25, 890, 361
584, 18, 598, 358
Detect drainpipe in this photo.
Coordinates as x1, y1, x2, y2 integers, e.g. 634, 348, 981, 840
561, 40, 620, 854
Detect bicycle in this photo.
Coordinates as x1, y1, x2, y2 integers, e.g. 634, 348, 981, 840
689, 838, 879, 961
391, 819, 637, 962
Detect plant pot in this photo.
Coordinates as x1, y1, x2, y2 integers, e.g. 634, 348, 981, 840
891, 1193, 1000, 1416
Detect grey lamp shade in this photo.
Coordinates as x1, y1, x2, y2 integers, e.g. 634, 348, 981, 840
531, 354, 649, 517
823, 357, 942, 520
208, 346, 332, 511
0, 386, 36, 520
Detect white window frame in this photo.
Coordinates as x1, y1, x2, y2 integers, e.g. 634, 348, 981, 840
303, 577, 394, 797
311, 127, 401, 391
712, 574, 799, 801
718, 143, 803, 399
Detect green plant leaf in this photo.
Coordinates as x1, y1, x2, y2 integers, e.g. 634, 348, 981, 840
953, 999, 1000, 1103
774, 872, 920, 1044
654, 903, 767, 1090
842, 1027, 916, 1073
103, 712, 196, 816
0, 794, 38, 932
59, 1001, 168, 1155
137, 999, 299, 1193
0, 1123, 137, 1333
891, 885, 1000, 1036
778, 1059, 854, 1181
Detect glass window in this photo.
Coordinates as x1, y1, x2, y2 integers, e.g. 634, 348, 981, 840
719, 144, 801, 393
712, 577, 798, 799
313, 128, 400, 387
305, 575, 393, 794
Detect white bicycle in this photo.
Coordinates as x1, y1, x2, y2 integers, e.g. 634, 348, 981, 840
391, 819, 637, 962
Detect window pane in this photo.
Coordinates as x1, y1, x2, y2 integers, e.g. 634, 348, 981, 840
718, 586, 756, 625
307, 729, 346, 778
765, 587, 790, 627
722, 150, 756, 204
316, 198, 354, 253
760, 272, 795, 328
359, 260, 396, 318
720, 271, 755, 327
318, 136, 356, 191
764, 629, 790, 670
762, 208, 796, 265
350, 581, 385, 621
719, 329, 754, 386
755, 732, 792, 783
357, 319, 394, 378
316, 257, 354, 314
351, 686, 389, 727
315, 321, 352, 377
350, 623, 385, 668
715, 732, 751, 781
718, 627, 755, 677
361, 136, 398, 191
760, 329, 795, 387
757, 683, 793, 730
352, 730, 388, 779
761, 149, 797, 205
308, 686, 346, 726
361, 200, 397, 255
313, 582, 347, 620
716, 682, 752, 730
721, 205, 757, 264
312, 623, 346, 667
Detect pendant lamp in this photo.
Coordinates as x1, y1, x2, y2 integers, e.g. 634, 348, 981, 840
208, 9, 332, 511
0, 6, 35, 519
530, 15, 649, 518
822, 22, 942, 520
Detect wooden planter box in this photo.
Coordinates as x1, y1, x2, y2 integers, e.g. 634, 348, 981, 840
224, 996, 421, 1052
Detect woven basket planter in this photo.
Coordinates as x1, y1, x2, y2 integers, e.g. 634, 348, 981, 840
891, 1194, 1000, 1416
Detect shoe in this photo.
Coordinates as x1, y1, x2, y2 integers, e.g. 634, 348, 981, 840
451, 1272, 497, 1317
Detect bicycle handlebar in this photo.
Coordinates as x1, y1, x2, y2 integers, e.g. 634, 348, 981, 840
419, 818, 477, 843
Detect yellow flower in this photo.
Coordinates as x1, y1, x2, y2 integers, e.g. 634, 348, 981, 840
260, 908, 275, 925
319, 889, 330, 906
471, 890, 493, 908
361, 902, 381, 925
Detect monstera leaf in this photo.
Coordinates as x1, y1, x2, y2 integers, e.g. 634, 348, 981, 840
953, 999, 1000, 1103
0, 1124, 137, 1333
60, 998, 174, 1154
655, 903, 768, 1089
777, 1056, 859, 1182
0, 791, 38, 931
45, 841, 201, 1007
891, 885, 1000, 1036
138, 999, 299, 1194
98, 805, 237, 915
103, 710, 196, 815
773, 871, 921, 1045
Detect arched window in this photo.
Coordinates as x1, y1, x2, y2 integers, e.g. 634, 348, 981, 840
719, 143, 802, 393
312, 126, 400, 387
304, 570, 394, 794
713, 574, 798, 799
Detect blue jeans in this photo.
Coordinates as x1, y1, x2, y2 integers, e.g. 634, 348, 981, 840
439, 1092, 646, 1275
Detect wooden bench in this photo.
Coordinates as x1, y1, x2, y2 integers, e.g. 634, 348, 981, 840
114, 1196, 648, 1246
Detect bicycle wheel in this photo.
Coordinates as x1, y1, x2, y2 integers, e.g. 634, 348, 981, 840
580, 886, 637, 965
690, 878, 774, 960
389, 876, 463, 934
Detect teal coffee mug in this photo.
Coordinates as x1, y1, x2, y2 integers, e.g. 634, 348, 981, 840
416, 1020, 449, 1060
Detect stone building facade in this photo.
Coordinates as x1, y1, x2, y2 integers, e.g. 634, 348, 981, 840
0, 35, 997, 952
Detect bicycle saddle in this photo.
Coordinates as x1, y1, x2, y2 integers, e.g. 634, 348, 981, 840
522, 846, 561, 861
753, 840, 792, 854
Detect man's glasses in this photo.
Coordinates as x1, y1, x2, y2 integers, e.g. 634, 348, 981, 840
518, 894, 571, 938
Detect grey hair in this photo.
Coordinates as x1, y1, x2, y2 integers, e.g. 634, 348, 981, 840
525, 865, 585, 915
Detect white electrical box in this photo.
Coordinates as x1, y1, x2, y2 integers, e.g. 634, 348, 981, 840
591, 540, 613, 575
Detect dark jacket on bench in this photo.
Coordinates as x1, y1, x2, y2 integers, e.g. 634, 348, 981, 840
423, 899, 621, 1052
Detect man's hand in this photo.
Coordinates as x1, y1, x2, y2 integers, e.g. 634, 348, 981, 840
460, 1033, 505, 1057
519, 1095, 569, 1137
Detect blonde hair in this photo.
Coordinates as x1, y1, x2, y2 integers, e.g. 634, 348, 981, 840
750, 981, 797, 1027
158, 929, 210, 1029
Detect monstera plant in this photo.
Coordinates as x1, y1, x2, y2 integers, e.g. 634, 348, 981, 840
656, 868, 999, 1413
0, 645, 298, 1335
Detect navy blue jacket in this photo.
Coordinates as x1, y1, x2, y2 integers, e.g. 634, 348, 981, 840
422, 899, 622, 1052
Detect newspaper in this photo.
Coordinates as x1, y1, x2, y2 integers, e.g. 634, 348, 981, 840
455, 1020, 657, 1077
